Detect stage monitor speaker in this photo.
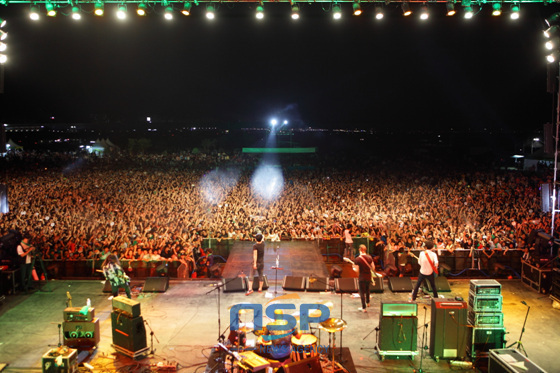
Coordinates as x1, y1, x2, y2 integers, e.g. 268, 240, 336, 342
282, 276, 307, 291
370, 277, 384, 293
63, 319, 100, 349
429, 298, 468, 361
489, 348, 547, 373
0, 184, 8, 214
251, 275, 270, 291
281, 355, 322, 373
335, 278, 358, 293
223, 277, 247, 293
388, 277, 413, 292
306, 277, 330, 292
111, 313, 147, 352
330, 265, 343, 278
143, 277, 169, 292
378, 316, 417, 353
424, 276, 452, 293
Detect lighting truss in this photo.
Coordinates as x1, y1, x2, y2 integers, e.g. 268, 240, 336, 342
0, 0, 551, 4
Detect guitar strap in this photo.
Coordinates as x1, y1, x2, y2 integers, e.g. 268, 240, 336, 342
424, 250, 439, 275
358, 255, 378, 280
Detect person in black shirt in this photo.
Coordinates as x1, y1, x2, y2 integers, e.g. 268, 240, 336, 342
246, 234, 265, 295
344, 244, 374, 313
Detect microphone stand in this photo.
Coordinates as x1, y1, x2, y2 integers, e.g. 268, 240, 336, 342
507, 301, 530, 356
413, 306, 429, 373
206, 277, 240, 343
144, 319, 159, 355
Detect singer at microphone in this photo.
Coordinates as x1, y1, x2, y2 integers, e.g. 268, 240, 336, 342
246, 234, 265, 296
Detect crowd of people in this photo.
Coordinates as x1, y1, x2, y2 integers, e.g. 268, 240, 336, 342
0, 149, 555, 277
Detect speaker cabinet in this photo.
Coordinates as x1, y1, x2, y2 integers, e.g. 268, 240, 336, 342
334, 278, 358, 293
143, 277, 169, 292
424, 276, 451, 293
223, 277, 247, 293
250, 275, 269, 291
388, 277, 413, 292
281, 355, 322, 373
378, 316, 417, 353
468, 327, 506, 358
282, 276, 307, 291
429, 298, 468, 360
111, 313, 147, 352
306, 277, 330, 292
63, 319, 100, 349
369, 277, 384, 293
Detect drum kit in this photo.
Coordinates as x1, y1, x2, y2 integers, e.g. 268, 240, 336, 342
222, 300, 349, 373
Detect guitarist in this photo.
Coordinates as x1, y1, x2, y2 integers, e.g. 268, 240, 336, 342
344, 244, 374, 313
102, 254, 131, 299
410, 240, 439, 302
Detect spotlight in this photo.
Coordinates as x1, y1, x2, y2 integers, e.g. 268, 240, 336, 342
353, 1, 361, 16
137, 3, 147, 16
375, 6, 383, 20
182, 2, 192, 15
419, 5, 429, 20
402, 3, 412, 17
0, 30, 6, 41
256, 4, 264, 19
0, 42, 6, 52
0, 18, 5, 28
332, 3, 342, 20
545, 25, 560, 39
270, 118, 278, 126
492, 3, 501, 16
464, 6, 474, 19
547, 51, 560, 63
94, 2, 104, 16
446, 2, 455, 16
510, 4, 519, 20
71, 6, 81, 20
117, 4, 127, 19
164, 6, 173, 20
546, 37, 560, 51
29, 6, 40, 21
0, 54, 6, 64
291, 4, 300, 20
206, 4, 215, 20
46, 3, 57, 17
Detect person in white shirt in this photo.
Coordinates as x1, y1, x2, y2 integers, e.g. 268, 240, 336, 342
411, 240, 439, 301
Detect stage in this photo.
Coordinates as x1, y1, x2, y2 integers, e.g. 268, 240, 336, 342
0, 276, 558, 373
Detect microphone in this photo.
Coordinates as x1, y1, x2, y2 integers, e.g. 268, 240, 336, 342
521, 300, 527, 306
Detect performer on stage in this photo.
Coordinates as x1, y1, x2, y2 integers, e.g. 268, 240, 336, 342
410, 240, 439, 302
17, 237, 34, 291
344, 244, 374, 313
102, 254, 132, 299
343, 224, 354, 259
246, 233, 264, 295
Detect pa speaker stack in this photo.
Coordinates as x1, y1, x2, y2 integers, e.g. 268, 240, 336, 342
111, 296, 148, 358
62, 307, 100, 350
467, 280, 505, 365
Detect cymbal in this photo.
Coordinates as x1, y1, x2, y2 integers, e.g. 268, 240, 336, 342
319, 318, 347, 333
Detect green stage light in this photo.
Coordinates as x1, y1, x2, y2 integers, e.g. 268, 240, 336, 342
402, 3, 412, 16
446, 2, 455, 16
181, 2, 191, 16
117, 4, 127, 19
291, 4, 300, 20
464, 6, 473, 19
510, 4, 519, 20
206, 4, 215, 19
164, 6, 173, 20
71, 6, 81, 20
29, 5, 40, 21
137, 3, 147, 16
352, 1, 361, 16
256, 4, 264, 19
46, 3, 56, 17
94, 2, 104, 16
332, 3, 341, 20
492, 3, 501, 16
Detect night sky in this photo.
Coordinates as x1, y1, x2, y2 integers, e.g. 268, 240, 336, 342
0, 3, 556, 131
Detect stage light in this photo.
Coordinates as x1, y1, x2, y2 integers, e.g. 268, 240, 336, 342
332, 4, 341, 20
137, 3, 147, 16
206, 4, 215, 20
492, 3, 501, 16
117, 4, 127, 19
270, 118, 278, 126
546, 37, 560, 50
0, 30, 6, 41
182, 2, 192, 16
446, 2, 455, 16
0, 18, 5, 28
353, 1, 362, 16
0, 54, 6, 64
419, 5, 429, 20
402, 3, 412, 17
30, 6, 40, 21
464, 6, 474, 19
256, 3, 264, 19
510, 4, 520, 20
0, 43, 6, 52
375, 6, 384, 20
547, 51, 559, 63
46, 3, 57, 17
94, 1, 104, 16
164, 6, 173, 20
71, 6, 81, 20
291, 4, 300, 20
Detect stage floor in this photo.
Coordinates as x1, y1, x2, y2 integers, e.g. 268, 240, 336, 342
0, 277, 558, 373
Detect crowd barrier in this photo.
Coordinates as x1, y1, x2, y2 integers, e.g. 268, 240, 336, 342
32, 238, 526, 280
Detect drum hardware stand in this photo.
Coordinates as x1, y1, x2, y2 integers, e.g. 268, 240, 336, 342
507, 301, 530, 356
271, 253, 283, 298
360, 326, 379, 352
413, 306, 429, 373
48, 323, 63, 348
144, 319, 159, 355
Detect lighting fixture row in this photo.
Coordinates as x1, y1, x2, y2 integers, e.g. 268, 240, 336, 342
27, 2, 522, 21
0, 18, 6, 64
545, 13, 560, 63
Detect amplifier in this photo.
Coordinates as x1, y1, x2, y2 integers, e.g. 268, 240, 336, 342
469, 279, 502, 295
468, 311, 503, 327
112, 296, 141, 318
63, 319, 100, 349
381, 302, 417, 317
468, 292, 502, 312
63, 307, 94, 322
42, 347, 78, 373
467, 327, 505, 357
